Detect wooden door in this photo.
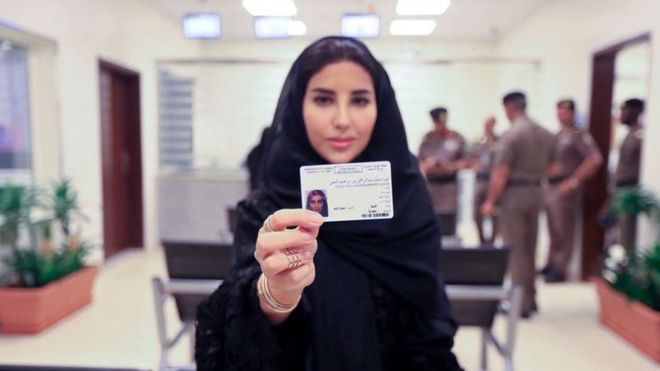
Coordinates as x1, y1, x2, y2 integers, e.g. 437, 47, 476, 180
99, 60, 144, 259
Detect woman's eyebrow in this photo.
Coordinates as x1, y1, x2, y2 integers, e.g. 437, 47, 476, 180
351, 89, 373, 95
310, 88, 335, 95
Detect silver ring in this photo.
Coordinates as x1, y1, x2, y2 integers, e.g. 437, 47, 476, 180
283, 248, 303, 269
263, 215, 274, 233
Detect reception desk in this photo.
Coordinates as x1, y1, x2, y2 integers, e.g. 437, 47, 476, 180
158, 169, 249, 243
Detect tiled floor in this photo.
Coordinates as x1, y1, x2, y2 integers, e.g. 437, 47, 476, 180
1, 246, 658, 371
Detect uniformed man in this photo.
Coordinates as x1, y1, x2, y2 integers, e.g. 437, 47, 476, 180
469, 116, 499, 245
481, 91, 559, 318
541, 99, 602, 283
614, 98, 645, 251
418, 107, 467, 235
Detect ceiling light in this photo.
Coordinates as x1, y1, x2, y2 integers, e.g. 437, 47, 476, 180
242, 0, 297, 17
182, 13, 222, 39
288, 20, 306, 36
389, 19, 436, 36
396, 0, 451, 16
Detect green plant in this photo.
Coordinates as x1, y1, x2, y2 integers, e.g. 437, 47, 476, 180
0, 185, 37, 249
611, 187, 660, 229
0, 179, 91, 288
49, 178, 87, 237
603, 242, 660, 311
7, 242, 89, 288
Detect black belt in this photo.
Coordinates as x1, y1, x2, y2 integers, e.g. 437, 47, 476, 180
427, 174, 458, 184
548, 175, 569, 185
476, 172, 490, 181
616, 179, 638, 188
508, 178, 542, 187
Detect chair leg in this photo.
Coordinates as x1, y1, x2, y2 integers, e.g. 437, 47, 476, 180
152, 277, 170, 371
480, 328, 489, 371
190, 322, 196, 362
505, 353, 514, 371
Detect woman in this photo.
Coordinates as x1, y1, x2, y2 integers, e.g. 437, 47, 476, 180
305, 190, 328, 216
196, 36, 463, 371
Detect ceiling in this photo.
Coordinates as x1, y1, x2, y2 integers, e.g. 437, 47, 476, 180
144, 0, 551, 41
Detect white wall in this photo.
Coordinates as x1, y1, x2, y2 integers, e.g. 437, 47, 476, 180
170, 39, 538, 169
0, 0, 201, 254
497, 0, 660, 247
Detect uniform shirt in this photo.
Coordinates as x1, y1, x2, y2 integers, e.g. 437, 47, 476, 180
418, 130, 466, 176
470, 135, 499, 176
495, 116, 557, 180
615, 125, 644, 185
555, 125, 600, 178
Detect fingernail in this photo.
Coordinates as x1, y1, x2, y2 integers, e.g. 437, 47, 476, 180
309, 213, 324, 224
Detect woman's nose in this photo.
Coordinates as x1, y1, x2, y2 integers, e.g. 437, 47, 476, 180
332, 103, 351, 129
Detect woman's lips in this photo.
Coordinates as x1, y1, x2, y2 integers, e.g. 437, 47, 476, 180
328, 137, 354, 150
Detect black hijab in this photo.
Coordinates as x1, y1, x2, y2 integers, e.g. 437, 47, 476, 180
238, 36, 455, 370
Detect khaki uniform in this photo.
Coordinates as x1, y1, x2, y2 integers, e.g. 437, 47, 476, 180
470, 136, 499, 242
496, 117, 557, 313
544, 126, 600, 276
418, 130, 466, 213
614, 125, 644, 251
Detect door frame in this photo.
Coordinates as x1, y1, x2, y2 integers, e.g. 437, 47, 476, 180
98, 59, 144, 259
581, 33, 650, 280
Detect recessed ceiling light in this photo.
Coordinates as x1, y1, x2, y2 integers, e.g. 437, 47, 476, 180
288, 20, 307, 36
242, 0, 297, 17
389, 19, 437, 36
396, 0, 451, 16
182, 13, 222, 40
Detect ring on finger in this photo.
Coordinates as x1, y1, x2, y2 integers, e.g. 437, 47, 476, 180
283, 248, 303, 269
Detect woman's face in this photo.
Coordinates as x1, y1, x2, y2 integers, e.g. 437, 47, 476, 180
303, 61, 377, 164
309, 194, 325, 213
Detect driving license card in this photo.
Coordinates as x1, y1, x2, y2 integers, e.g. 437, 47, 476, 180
300, 161, 394, 222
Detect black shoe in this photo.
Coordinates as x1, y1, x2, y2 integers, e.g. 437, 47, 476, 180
520, 310, 536, 319
538, 264, 553, 275
521, 305, 539, 319
543, 270, 566, 283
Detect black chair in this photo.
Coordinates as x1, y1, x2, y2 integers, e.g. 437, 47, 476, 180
441, 246, 521, 371
226, 207, 237, 235
435, 211, 457, 237
153, 241, 233, 371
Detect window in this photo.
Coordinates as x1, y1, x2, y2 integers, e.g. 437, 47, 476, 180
0, 39, 32, 181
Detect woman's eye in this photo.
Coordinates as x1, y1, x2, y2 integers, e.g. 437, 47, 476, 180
313, 96, 333, 105
352, 97, 370, 106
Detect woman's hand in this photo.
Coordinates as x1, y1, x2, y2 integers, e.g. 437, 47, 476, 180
254, 209, 324, 323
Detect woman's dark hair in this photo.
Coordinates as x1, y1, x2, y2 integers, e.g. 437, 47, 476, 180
297, 37, 381, 95
306, 189, 328, 216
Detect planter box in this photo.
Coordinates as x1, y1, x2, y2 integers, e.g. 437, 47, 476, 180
594, 277, 660, 362
0, 265, 99, 334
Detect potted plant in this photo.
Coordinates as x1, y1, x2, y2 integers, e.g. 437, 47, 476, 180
595, 187, 660, 362
0, 179, 98, 334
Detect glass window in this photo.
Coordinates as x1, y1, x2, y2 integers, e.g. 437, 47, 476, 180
0, 39, 32, 182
